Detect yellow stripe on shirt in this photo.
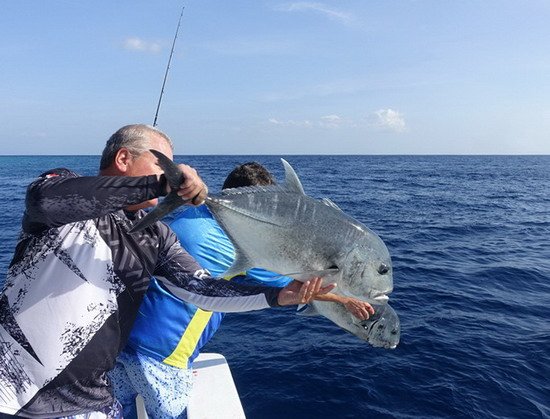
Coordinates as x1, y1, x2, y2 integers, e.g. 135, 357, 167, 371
163, 308, 213, 368
162, 272, 245, 368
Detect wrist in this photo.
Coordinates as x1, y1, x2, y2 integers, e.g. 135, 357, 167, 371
338, 296, 350, 305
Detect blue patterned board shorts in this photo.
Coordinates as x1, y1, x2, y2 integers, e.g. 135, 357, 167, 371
109, 350, 194, 419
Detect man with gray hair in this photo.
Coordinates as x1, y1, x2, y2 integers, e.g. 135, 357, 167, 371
0, 124, 333, 418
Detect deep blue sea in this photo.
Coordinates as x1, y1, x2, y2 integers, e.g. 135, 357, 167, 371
0, 155, 549, 418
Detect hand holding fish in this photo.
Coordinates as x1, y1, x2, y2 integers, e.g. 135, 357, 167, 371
171, 164, 208, 206
129, 151, 210, 233
277, 278, 336, 306
342, 297, 375, 320
313, 293, 374, 320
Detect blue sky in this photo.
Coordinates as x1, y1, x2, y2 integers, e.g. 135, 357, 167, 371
1, 0, 550, 155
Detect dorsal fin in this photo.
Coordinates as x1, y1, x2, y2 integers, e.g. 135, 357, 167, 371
281, 159, 305, 194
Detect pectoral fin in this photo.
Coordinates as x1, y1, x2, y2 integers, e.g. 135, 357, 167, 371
223, 248, 255, 277
296, 304, 320, 316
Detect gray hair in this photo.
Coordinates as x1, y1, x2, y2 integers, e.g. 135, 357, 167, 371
99, 124, 174, 170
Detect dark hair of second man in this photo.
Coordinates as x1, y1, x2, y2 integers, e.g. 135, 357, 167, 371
222, 162, 275, 190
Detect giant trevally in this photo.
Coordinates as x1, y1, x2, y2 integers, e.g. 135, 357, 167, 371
204, 159, 400, 348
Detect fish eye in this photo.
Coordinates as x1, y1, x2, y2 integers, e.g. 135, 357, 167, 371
377, 264, 389, 275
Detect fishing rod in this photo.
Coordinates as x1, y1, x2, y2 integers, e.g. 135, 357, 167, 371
153, 2, 186, 127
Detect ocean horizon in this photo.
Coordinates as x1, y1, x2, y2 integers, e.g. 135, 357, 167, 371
1, 155, 548, 418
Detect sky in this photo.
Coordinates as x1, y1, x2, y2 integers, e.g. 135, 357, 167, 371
1, 0, 550, 155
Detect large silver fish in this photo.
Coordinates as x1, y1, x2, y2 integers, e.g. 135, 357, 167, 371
206, 159, 400, 348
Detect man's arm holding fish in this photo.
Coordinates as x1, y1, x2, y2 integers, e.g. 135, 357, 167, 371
313, 292, 375, 321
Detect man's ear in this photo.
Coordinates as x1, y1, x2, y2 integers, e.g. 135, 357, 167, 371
113, 148, 133, 173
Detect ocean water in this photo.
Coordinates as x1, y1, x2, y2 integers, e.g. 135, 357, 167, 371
0, 155, 548, 418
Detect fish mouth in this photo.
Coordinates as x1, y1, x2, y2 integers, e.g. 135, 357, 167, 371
367, 334, 399, 350
369, 341, 397, 349
372, 294, 389, 303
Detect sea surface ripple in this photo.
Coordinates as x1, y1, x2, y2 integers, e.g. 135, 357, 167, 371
0, 155, 548, 418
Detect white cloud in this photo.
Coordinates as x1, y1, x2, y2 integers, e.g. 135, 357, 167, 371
269, 114, 346, 129
268, 111, 405, 132
372, 109, 406, 132
275, 2, 353, 24
319, 114, 343, 128
122, 37, 162, 53
269, 118, 313, 127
